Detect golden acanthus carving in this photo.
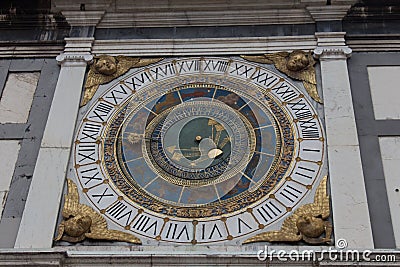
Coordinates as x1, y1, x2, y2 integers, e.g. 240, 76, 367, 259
54, 179, 141, 244
81, 55, 163, 106
241, 50, 322, 104
243, 176, 332, 245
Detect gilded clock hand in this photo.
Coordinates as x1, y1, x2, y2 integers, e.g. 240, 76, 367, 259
218, 136, 230, 149
214, 124, 224, 146
208, 119, 218, 141
170, 147, 200, 152
143, 137, 161, 142
208, 148, 223, 159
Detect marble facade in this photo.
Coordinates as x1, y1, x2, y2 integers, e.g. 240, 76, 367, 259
0, 72, 39, 123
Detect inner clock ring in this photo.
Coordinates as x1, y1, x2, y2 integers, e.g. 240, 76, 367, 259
142, 99, 256, 187
104, 81, 294, 215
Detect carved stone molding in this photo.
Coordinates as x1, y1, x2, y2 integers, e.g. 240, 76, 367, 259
56, 37, 94, 67
53, 0, 360, 28
300, 0, 357, 5
97, 9, 314, 28
56, 54, 93, 66
1, 249, 400, 266
313, 32, 352, 60
53, 0, 112, 10
306, 5, 352, 21
91, 36, 317, 56
61, 11, 105, 27
314, 46, 352, 60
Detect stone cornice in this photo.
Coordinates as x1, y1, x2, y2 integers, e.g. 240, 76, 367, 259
53, 0, 360, 28
61, 11, 105, 27
91, 36, 317, 56
1, 34, 400, 59
347, 34, 400, 52
0, 248, 399, 266
97, 9, 314, 28
53, 0, 113, 11
300, 0, 357, 6
314, 32, 352, 60
306, 5, 352, 21
0, 42, 64, 58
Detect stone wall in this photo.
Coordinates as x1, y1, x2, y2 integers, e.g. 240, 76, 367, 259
0, 59, 60, 248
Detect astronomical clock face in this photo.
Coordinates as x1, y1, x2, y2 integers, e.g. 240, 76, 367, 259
73, 57, 326, 244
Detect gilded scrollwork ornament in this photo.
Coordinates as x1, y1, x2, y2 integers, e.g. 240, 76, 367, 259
81, 55, 163, 106
54, 179, 142, 244
243, 176, 332, 245
241, 50, 322, 104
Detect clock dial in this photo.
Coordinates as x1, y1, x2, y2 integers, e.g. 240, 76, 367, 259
73, 57, 325, 244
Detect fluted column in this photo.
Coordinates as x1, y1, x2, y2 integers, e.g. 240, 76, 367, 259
314, 32, 374, 249
14, 38, 94, 248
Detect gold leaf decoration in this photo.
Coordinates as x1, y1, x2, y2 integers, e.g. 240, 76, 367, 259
81, 55, 163, 106
55, 179, 141, 244
243, 176, 332, 245
241, 50, 323, 104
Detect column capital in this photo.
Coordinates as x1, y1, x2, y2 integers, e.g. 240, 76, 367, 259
56, 37, 94, 66
314, 32, 352, 60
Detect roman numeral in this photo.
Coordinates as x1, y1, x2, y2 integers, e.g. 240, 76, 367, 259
294, 165, 316, 179
80, 123, 101, 141
287, 99, 313, 120
125, 72, 151, 90
256, 201, 282, 223
77, 144, 96, 163
104, 85, 129, 105
292, 160, 321, 183
80, 167, 102, 185
176, 60, 200, 73
132, 214, 158, 235
229, 63, 254, 78
198, 223, 225, 240
203, 60, 229, 72
272, 83, 298, 102
251, 70, 278, 87
205, 223, 223, 240
107, 201, 133, 225
150, 63, 176, 80
299, 118, 320, 138
237, 218, 252, 234
279, 185, 302, 203
92, 188, 114, 204
165, 223, 190, 240
89, 102, 114, 122
302, 148, 321, 152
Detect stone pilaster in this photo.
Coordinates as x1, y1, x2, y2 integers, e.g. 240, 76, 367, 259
14, 38, 93, 249
314, 32, 374, 249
